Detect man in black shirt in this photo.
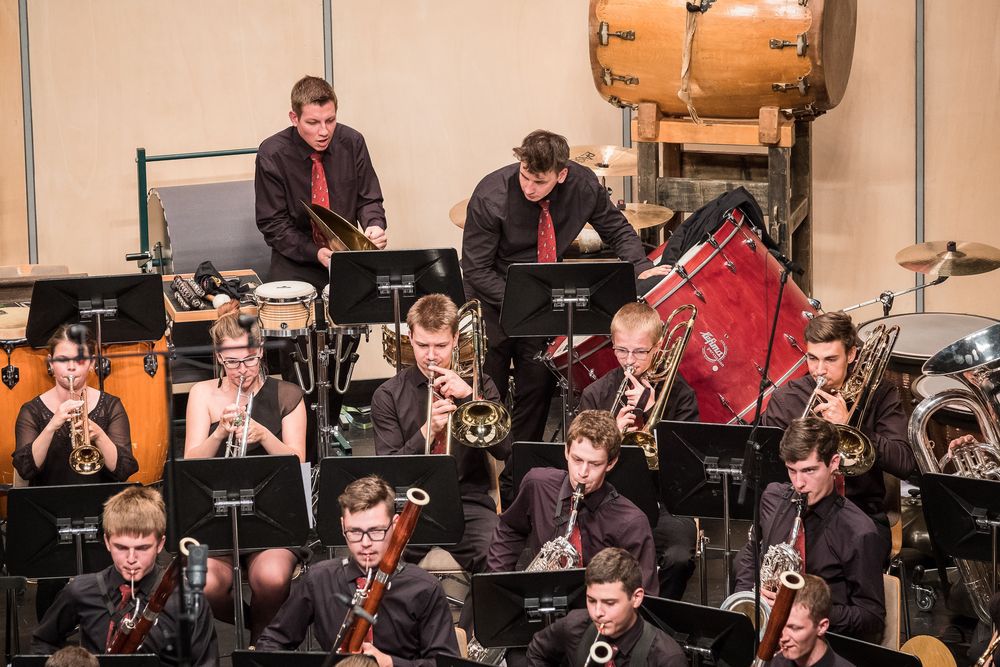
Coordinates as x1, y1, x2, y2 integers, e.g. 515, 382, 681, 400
461, 130, 671, 504
32, 487, 218, 666
527, 547, 686, 667
769, 574, 856, 667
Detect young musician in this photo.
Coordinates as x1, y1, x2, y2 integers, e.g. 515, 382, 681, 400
371, 294, 510, 574
461, 130, 670, 503
255, 476, 459, 664
527, 547, 687, 666
488, 410, 659, 595
734, 417, 885, 640
763, 311, 914, 558
770, 574, 856, 667
31, 486, 218, 666
184, 311, 306, 641
45, 646, 100, 667
578, 301, 699, 600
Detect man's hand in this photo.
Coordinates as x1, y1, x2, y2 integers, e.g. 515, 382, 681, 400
760, 586, 778, 607
638, 265, 673, 280
429, 364, 473, 401
948, 434, 978, 453
361, 642, 393, 667
365, 225, 388, 249
317, 247, 333, 268
811, 388, 849, 424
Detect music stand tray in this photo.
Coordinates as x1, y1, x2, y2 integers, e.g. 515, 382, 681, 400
232, 650, 335, 667
640, 595, 755, 667
510, 442, 658, 527
826, 633, 921, 667
317, 455, 463, 547
13, 656, 159, 667
471, 569, 586, 649
6, 483, 133, 578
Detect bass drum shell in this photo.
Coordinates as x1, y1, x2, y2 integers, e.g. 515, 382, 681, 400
589, 0, 857, 118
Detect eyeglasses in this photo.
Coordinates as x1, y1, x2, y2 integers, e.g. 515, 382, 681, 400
50, 356, 91, 364
342, 526, 392, 543
220, 355, 261, 370
612, 347, 651, 361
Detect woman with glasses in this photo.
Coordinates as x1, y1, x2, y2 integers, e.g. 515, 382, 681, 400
184, 310, 306, 643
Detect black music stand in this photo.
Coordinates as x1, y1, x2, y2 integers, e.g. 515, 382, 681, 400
510, 442, 658, 527
640, 595, 755, 667
164, 456, 309, 649
327, 249, 465, 372
13, 656, 159, 667
6, 483, 133, 578
436, 657, 490, 667
501, 261, 637, 433
25, 274, 165, 391
656, 421, 787, 597
232, 650, 335, 667
471, 569, 587, 648
317, 455, 463, 547
826, 633, 921, 667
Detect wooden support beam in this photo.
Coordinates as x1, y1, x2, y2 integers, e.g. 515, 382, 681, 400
632, 117, 794, 148
656, 177, 768, 214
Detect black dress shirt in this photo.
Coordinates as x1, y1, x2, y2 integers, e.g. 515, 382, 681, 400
763, 375, 914, 518
734, 483, 885, 638
371, 366, 511, 508
767, 642, 856, 667
578, 367, 700, 422
527, 608, 687, 667
461, 161, 653, 341
255, 124, 386, 287
32, 564, 218, 667
255, 558, 458, 666
488, 468, 659, 596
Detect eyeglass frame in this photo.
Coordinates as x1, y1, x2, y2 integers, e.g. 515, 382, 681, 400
219, 354, 263, 370
341, 525, 393, 543
611, 346, 652, 361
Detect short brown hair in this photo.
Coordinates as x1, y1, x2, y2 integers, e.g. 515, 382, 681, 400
103, 486, 166, 540
209, 311, 262, 350
513, 130, 570, 175
336, 657, 378, 667
794, 574, 832, 624
779, 416, 839, 465
290, 76, 338, 116
406, 294, 459, 335
45, 646, 99, 667
339, 475, 395, 517
47, 324, 96, 358
585, 547, 643, 595
804, 312, 859, 351
610, 302, 662, 344
566, 410, 622, 463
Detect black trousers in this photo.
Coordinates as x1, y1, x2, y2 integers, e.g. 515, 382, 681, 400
653, 507, 697, 600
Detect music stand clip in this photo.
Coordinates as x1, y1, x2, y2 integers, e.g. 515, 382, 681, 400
55, 516, 100, 545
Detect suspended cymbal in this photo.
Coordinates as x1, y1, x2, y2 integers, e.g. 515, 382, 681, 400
450, 198, 470, 229
621, 203, 674, 230
895, 240, 1000, 277
570, 145, 637, 177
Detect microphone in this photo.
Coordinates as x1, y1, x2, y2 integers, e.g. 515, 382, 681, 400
68, 324, 89, 361
185, 543, 208, 616
768, 248, 805, 276
237, 313, 257, 333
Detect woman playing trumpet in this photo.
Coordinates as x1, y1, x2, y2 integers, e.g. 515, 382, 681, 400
184, 311, 306, 642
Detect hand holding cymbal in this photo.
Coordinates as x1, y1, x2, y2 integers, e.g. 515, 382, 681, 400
896, 240, 1000, 277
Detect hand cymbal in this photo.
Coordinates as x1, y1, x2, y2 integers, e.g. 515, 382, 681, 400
621, 203, 674, 230
570, 145, 637, 177
895, 240, 1000, 277
449, 198, 470, 229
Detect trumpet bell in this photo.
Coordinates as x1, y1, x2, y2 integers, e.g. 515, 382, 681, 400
70, 445, 104, 475
452, 400, 511, 447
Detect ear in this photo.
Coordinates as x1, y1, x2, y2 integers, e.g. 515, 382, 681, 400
104, 535, 112, 552
816, 617, 830, 637
289, 110, 299, 126
846, 345, 858, 365
606, 456, 619, 473
828, 452, 841, 475
156, 536, 166, 554
631, 587, 644, 609
556, 167, 569, 184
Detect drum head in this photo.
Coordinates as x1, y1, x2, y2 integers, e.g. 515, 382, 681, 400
911, 374, 974, 415
255, 280, 316, 301
858, 313, 999, 362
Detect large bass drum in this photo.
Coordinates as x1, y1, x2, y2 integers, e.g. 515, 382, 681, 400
589, 0, 857, 118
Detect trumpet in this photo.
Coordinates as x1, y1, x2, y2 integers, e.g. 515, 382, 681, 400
224, 375, 255, 458
584, 624, 613, 667
67, 375, 104, 475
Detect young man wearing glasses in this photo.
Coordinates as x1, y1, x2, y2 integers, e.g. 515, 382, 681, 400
577, 302, 699, 600
256, 476, 459, 664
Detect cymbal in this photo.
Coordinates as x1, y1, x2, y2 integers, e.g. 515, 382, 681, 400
449, 198, 470, 229
895, 240, 1000, 277
621, 203, 674, 230
302, 201, 378, 251
570, 145, 637, 177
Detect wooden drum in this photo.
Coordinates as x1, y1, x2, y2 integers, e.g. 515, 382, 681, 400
589, 0, 857, 118
0, 329, 51, 509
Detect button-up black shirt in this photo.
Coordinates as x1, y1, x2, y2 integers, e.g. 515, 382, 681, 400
767, 642, 856, 667
488, 468, 658, 595
578, 367, 700, 423
735, 483, 885, 638
255, 123, 386, 288
255, 558, 458, 666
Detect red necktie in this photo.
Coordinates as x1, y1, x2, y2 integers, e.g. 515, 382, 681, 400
537, 200, 557, 263
309, 152, 331, 248
607, 645, 619, 667
835, 474, 846, 497
566, 498, 584, 565
354, 577, 375, 643
106, 583, 132, 649
794, 523, 806, 572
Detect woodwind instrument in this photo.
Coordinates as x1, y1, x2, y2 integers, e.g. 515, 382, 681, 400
583, 623, 613, 667
752, 571, 805, 666
67, 375, 104, 475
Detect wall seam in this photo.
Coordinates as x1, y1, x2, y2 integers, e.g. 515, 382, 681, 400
19, 0, 37, 263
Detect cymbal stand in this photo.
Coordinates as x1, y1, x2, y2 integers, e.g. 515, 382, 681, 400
840, 275, 948, 317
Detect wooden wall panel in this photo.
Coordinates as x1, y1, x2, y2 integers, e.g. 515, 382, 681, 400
0, 0, 28, 265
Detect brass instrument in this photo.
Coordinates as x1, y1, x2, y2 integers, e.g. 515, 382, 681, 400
224, 375, 255, 458
908, 321, 1000, 625
800, 375, 828, 418
620, 304, 698, 470
977, 631, 1000, 667
424, 368, 451, 455
583, 624, 613, 667
67, 375, 104, 475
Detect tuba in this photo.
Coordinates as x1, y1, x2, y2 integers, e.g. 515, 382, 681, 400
619, 304, 697, 470
224, 375, 255, 458
68, 375, 104, 475
908, 322, 1000, 625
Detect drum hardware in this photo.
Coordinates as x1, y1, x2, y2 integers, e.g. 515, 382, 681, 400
896, 240, 1000, 277
600, 67, 638, 87
1, 338, 25, 389
605, 96, 637, 110
291, 336, 316, 395
783, 334, 804, 353
769, 33, 808, 56
673, 266, 703, 300
143, 342, 158, 378
772, 77, 810, 95
705, 236, 735, 272
596, 21, 635, 46
302, 201, 378, 252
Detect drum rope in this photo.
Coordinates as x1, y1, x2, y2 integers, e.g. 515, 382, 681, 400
678, 7, 704, 124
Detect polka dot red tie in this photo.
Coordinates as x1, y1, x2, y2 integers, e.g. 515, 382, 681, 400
309, 152, 331, 248
537, 200, 557, 263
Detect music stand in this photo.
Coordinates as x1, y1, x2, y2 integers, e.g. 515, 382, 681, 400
327, 249, 465, 371
510, 442, 658, 527
500, 261, 636, 433
471, 569, 586, 648
232, 650, 335, 667
12, 656, 159, 667
164, 456, 309, 649
656, 421, 787, 596
436, 657, 490, 667
640, 595, 755, 667
25, 274, 165, 391
6, 483, 133, 578
317, 455, 463, 547
826, 633, 921, 667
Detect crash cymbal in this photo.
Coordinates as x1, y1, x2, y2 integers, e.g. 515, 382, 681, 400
449, 198, 470, 229
621, 203, 674, 230
570, 145, 637, 177
896, 240, 1000, 277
